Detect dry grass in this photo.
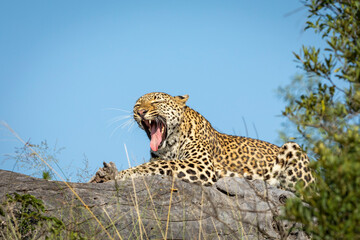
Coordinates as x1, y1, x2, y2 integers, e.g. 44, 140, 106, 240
1, 121, 113, 239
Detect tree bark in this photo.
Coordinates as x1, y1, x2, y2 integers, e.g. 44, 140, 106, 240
0, 163, 309, 240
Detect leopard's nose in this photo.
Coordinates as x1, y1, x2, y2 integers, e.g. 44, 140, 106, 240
137, 109, 148, 117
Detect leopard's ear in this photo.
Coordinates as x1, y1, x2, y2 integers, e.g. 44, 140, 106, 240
174, 94, 189, 105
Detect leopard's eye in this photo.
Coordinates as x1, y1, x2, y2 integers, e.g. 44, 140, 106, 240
152, 100, 165, 104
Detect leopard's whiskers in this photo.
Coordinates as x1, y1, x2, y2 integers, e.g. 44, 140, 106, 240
109, 117, 136, 137
107, 115, 132, 127
104, 107, 131, 113
105, 107, 136, 137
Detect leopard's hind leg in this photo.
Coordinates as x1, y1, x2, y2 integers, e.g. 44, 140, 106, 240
271, 142, 314, 191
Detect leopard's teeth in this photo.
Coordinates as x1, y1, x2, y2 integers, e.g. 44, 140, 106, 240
161, 126, 165, 134
149, 120, 152, 125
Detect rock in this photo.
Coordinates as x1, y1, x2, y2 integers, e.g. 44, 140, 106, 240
0, 165, 309, 240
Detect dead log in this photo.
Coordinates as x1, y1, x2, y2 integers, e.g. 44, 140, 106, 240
0, 162, 308, 239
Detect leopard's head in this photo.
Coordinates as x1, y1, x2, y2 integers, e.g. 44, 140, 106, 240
133, 92, 189, 152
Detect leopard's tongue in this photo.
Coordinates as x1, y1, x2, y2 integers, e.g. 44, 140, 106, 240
150, 123, 162, 152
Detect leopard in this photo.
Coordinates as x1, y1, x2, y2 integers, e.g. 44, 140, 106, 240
115, 92, 314, 191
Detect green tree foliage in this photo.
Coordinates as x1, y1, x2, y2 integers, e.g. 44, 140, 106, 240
1, 193, 65, 239
280, 0, 360, 239
1, 193, 86, 239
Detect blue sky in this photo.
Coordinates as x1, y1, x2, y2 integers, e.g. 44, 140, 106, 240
0, 1, 322, 180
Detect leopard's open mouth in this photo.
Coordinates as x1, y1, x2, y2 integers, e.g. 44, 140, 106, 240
141, 116, 167, 152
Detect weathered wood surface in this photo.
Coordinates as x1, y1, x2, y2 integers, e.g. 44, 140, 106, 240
0, 164, 308, 240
